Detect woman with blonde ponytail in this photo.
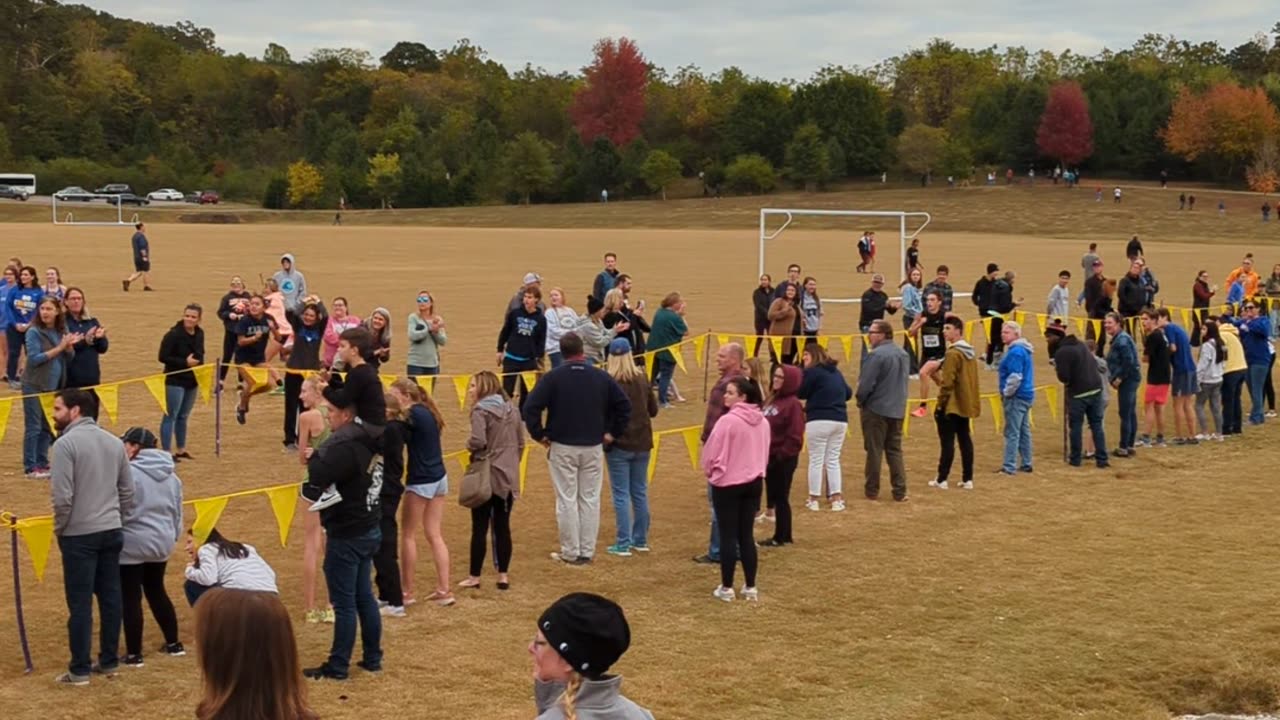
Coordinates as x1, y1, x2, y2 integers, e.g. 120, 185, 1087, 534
530, 593, 653, 720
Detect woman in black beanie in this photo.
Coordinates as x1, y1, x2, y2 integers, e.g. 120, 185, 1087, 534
529, 592, 653, 720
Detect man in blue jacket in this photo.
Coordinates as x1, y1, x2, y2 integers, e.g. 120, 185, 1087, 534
997, 321, 1035, 475
1229, 302, 1274, 425
1104, 312, 1143, 457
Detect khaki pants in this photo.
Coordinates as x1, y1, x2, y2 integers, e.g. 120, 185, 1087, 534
860, 409, 908, 500
548, 443, 604, 559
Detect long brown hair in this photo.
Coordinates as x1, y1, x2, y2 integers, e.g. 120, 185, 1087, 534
195, 588, 317, 720
391, 378, 446, 431
470, 370, 506, 404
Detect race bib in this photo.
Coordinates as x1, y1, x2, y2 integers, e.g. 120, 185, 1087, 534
923, 335, 941, 348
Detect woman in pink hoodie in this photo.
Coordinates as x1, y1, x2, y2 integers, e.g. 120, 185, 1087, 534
761, 365, 805, 547
701, 376, 770, 603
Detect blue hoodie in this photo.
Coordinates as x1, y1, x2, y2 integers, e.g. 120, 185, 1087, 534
798, 362, 853, 423
7, 286, 43, 328
120, 449, 184, 565
0, 280, 11, 330
1163, 322, 1195, 374
1233, 315, 1273, 366
998, 337, 1035, 401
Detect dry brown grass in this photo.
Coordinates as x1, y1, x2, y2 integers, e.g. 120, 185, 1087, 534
0, 188, 1276, 720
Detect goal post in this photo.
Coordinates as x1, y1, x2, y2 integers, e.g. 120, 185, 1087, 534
759, 208, 932, 302
51, 194, 138, 226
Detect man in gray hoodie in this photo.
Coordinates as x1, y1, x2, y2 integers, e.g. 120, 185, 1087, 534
119, 426, 185, 665
855, 319, 910, 502
50, 388, 135, 685
272, 253, 307, 313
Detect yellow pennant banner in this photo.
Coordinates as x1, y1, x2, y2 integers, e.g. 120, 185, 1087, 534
715, 334, 730, 349
671, 347, 686, 373
692, 334, 706, 367
379, 374, 396, 391
452, 374, 471, 409
1073, 317, 1087, 336
988, 395, 1004, 433
193, 365, 215, 403
520, 372, 538, 393
265, 485, 298, 547
1045, 385, 1060, 423
981, 316, 995, 343
963, 321, 974, 344
518, 445, 532, 494
0, 397, 11, 444
681, 427, 701, 471
1089, 319, 1102, 340
901, 411, 909, 438
415, 375, 436, 396
1014, 310, 1026, 325
96, 384, 119, 424
1028, 408, 1036, 430
643, 352, 655, 379
841, 335, 854, 361
648, 433, 660, 483
37, 393, 56, 430
143, 375, 167, 412
17, 518, 55, 582
455, 451, 471, 472
244, 366, 269, 392
191, 496, 229, 544
769, 336, 784, 360
816, 335, 830, 350
1036, 313, 1048, 334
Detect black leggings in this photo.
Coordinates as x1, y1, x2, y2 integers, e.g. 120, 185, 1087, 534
1266, 352, 1276, 412
374, 509, 403, 606
282, 371, 304, 446
712, 478, 763, 589
120, 561, 179, 656
765, 456, 797, 544
501, 358, 538, 411
936, 413, 974, 482
219, 330, 237, 380
470, 494, 514, 576
984, 317, 1005, 365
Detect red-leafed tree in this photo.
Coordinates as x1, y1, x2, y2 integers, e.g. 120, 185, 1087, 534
569, 37, 648, 147
1036, 81, 1094, 166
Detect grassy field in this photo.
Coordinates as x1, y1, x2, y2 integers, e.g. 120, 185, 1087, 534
0, 186, 1276, 720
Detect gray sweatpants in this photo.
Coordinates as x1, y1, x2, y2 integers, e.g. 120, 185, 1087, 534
548, 442, 604, 560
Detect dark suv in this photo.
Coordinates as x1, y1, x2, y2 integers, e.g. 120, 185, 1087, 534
0, 185, 30, 201
95, 183, 133, 195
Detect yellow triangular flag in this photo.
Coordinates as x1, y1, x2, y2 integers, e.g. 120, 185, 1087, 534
816, 335, 830, 350
981, 316, 995, 342
647, 433, 660, 483
1036, 313, 1048, 334
244, 366, 269, 392
17, 518, 55, 582
95, 384, 119, 424
840, 335, 854, 360
642, 352, 655, 379
900, 412, 909, 438
0, 397, 12, 444
456, 452, 471, 472
379, 374, 396, 391
692, 334, 707, 368
905, 332, 916, 351
1045, 385, 1060, 423
1072, 317, 1087, 336
191, 496, 229, 544
452, 375, 471, 409
265, 485, 297, 547
671, 347, 686, 373
861, 334, 872, 350
518, 445, 532, 494
1015, 311, 1025, 325
988, 395, 1004, 432
193, 364, 214, 404
37, 393, 56, 430
1179, 308, 1190, 328
715, 334, 730, 349
682, 427, 701, 471
415, 375, 436, 396
520, 371, 538, 393
769, 336, 783, 360
963, 320, 975, 344
143, 375, 167, 412
1090, 319, 1102, 340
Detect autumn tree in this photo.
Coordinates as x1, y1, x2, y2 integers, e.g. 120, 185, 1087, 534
784, 123, 830, 191
569, 37, 648, 147
1163, 83, 1280, 175
502, 131, 556, 204
286, 160, 324, 207
1036, 81, 1094, 165
366, 152, 402, 208
640, 149, 681, 200
1246, 137, 1280, 193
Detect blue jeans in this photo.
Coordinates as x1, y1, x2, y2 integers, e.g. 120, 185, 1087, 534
5, 326, 22, 380
547, 352, 563, 369
160, 384, 197, 451
183, 579, 215, 607
21, 386, 51, 472
1001, 396, 1033, 472
406, 364, 439, 376
706, 483, 720, 560
605, 449, 650, 547
1247, 363, 1268, 424
58, 529, 123, 677
324, 527, 383, 674
1068, 393, 1109, 466
655, 357, 676, 404
1118, 378, 1140, 450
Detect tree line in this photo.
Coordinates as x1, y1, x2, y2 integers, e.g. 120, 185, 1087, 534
2, 1, 1280, 207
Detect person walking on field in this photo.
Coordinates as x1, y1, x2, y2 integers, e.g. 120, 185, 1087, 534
798, 343, 852, 511
694, 343, 746, 565
997, 321, 1035, 475
856, 320, 910, 502
1055, 332, 1110, 468
927, 316, 980, 490
1104, 312, 1142, 457
760, 364, 803, 547
50, 388, 135, 685
122, 223, 153, 292
522, 333, 631, 567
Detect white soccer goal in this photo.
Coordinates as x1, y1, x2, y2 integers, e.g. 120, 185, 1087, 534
51, 195, 140, 226
759, 208, 932, 302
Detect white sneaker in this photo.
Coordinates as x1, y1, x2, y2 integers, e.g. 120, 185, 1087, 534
309, 488, 342, 512
379, 605, 405, 618
804, 498, 820, 512
741, 586, 759, 602
928, 478, 949, 490
830, 500, 846, 512
1194, 433, 1206, 441
713, 586, 735, 603
1215, 434, 1225, 442
960, 481, 974, 490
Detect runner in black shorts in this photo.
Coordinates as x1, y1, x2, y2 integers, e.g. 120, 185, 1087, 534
907, 289, 948, 416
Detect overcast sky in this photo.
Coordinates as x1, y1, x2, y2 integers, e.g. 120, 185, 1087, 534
89, 1, 1277, 79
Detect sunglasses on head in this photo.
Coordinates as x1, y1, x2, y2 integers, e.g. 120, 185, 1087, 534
417, 295, 431, 303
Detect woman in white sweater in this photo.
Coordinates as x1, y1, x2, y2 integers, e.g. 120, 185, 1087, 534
544, 288, 580, 369
184, 527, 278, 606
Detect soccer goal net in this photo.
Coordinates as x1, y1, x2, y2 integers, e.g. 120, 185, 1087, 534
51, 195, 140, 226
759, 208, 932, 303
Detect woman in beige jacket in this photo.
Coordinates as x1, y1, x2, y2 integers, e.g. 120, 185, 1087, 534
767, 284, 799, 364
459, 370, 525, 591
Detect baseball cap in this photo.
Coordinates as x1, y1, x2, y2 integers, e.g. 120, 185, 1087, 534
121, 427, 158, 449
871, 273, 885, 283
608, 338, 632, 356
523, 272, 542, 285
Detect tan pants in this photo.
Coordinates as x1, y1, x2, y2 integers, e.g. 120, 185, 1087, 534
548, 443, 603, 560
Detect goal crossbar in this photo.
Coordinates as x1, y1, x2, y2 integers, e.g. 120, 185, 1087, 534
51, 195, 139, 226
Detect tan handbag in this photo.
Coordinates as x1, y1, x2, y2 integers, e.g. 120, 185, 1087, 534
457, 454, 493, 509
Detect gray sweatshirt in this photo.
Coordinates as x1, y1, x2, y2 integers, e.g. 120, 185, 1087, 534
272, 253, 307, 313
120, 449, 184, 565
534, 676, 654, 720
406, 313, 448, 369
575, 315, 619, 364
855, 339, 910, 420
51, 417, 134, 537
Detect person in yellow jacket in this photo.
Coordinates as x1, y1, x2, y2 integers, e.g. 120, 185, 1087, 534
1218, 319, 1248, 435
928, 316, 981, 490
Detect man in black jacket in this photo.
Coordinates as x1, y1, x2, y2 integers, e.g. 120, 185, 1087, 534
1054, 333, 1110, 469
859, 274, 900, 363
303, 394, 384, 681
523, 333, 630, 566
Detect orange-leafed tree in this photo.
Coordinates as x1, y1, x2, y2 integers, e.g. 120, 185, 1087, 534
1246, 138, 1279, 194
569, 38, 649, 147
1036, 81, 1094, 166
1163, 83, 1280, 175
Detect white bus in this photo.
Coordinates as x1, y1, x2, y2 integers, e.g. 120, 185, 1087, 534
0, 173, 36, 195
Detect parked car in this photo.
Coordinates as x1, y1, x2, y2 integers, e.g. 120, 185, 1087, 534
94, 183, 133, 195
146, 188, 184, 201
0, 185, 30, 201
184, 191, 202, 203
53, 186, 94, 201
198, 190, 220, 204
107, 193, 151, 206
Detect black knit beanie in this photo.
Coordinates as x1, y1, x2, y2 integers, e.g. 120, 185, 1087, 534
537, 592, 630, 678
